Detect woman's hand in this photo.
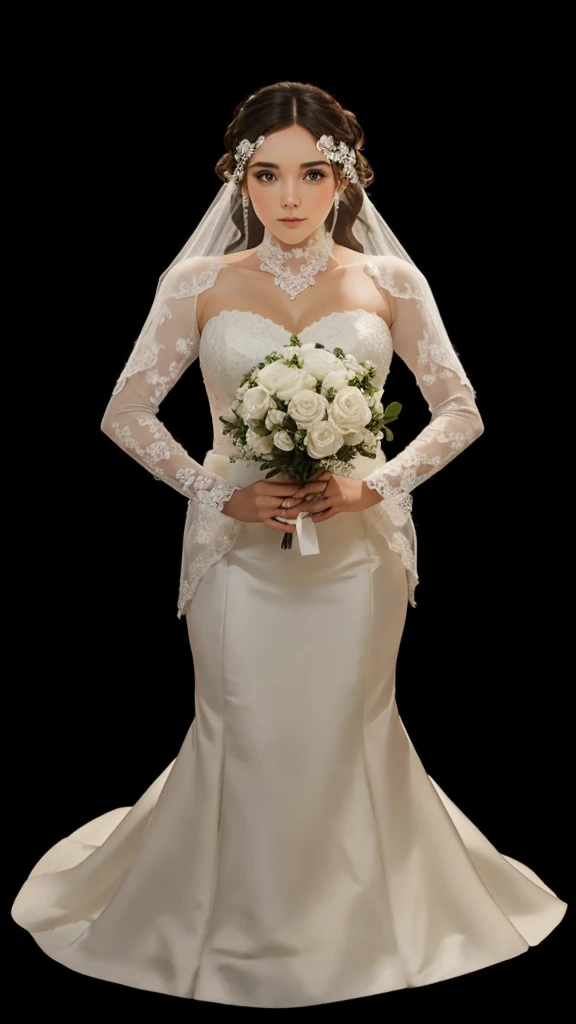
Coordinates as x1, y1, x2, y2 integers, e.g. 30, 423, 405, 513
280, 471, 383, 524
221, 476, 328, 533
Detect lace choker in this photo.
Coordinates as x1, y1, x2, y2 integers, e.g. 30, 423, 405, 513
257, 228, 333, 301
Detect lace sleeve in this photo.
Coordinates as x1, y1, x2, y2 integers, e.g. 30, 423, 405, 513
363, 256, 484, 525
101, 258, 240, 512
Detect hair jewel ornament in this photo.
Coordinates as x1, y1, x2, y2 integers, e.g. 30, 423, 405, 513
226, 135, 265, 187
316, 135, 359, 184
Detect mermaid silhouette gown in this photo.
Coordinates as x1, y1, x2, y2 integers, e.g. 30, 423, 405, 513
11, 255, 567, 1008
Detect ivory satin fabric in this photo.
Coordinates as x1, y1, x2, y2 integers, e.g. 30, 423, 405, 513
11, 492, 567, 1006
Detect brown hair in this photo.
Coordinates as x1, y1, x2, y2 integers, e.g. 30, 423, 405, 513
215, 81, 375, 252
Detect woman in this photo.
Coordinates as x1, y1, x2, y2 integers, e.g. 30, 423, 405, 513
11, 81, 567, 1008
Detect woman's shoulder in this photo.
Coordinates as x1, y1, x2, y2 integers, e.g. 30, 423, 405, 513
358, 251, 429, 295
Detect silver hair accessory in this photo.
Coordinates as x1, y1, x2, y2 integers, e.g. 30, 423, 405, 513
316, 135, 359, 184
225, 135, 265, 188
242, 194, 250, 236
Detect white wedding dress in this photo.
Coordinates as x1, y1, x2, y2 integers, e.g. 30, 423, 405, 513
11, 256, 567, 1008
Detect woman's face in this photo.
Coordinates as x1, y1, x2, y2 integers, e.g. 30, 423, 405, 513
244, 124, 341, 247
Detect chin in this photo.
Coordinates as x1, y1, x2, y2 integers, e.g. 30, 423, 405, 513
274, 222, 318, 245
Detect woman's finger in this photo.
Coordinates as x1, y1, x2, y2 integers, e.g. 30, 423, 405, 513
291, 479, 330, 499
259, 495, 306, 509
301, 495, 336, 514
311, 508, 339, 523
301, 483, 329, 496
263, 517, 297, 533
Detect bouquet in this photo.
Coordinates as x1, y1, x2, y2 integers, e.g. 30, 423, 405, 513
219, 334, 401, 549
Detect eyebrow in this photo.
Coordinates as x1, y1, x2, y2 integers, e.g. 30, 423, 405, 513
250, 160, 332, 170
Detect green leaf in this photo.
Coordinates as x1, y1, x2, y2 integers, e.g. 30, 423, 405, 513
384, 401, 402, 418
384, 426, 394, 442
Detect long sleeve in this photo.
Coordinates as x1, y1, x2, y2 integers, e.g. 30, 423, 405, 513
101, 259, 239, 512
363, 256, 484, 525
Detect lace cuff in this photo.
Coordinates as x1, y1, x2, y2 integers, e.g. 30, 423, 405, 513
179, 471, 240, 512
365, 475, 414, 525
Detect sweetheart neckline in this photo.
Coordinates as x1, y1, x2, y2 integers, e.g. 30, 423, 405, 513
199, 308, 392, 339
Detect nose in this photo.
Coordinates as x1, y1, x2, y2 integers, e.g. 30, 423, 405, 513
281, 188, 300, 210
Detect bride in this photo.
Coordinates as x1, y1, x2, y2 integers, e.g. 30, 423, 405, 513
11, 81, 567, 1009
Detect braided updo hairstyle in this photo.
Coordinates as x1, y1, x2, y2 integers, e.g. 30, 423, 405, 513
215, 82, 375, 252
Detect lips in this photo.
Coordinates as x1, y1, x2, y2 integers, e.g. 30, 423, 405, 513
279, 218, 305, 222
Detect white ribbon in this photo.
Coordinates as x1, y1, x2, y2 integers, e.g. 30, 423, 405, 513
295, 511, 320, 555
274, 510, 320, 555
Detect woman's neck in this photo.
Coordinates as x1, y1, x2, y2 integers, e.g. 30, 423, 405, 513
259, 225, 332, 260
256, 224, 334, 300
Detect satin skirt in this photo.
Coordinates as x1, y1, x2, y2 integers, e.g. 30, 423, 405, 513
11, 510, 567, 1008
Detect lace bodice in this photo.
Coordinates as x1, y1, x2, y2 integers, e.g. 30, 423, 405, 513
100, 254, 484, 616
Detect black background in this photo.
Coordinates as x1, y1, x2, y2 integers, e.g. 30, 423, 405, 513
8, 23, 570, 1016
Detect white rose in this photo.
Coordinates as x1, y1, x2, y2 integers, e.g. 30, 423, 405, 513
321, 369, 350, 395
257, 360, 293, 393
237, 381, 252, 397
273, 430, 295, 451
306, 421, 344, 459
373, 401, 384, 418
258, 361, 310, 401
301, 348, 342, 381
264, 408, 286, 431
275, 367, 313, 402
301, 371, 319, 390
287, 389, 328, 429
246, 428, 275, 455
329, 386, 372, 433
241, 385, 273, 422
342, 430, 364, 445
